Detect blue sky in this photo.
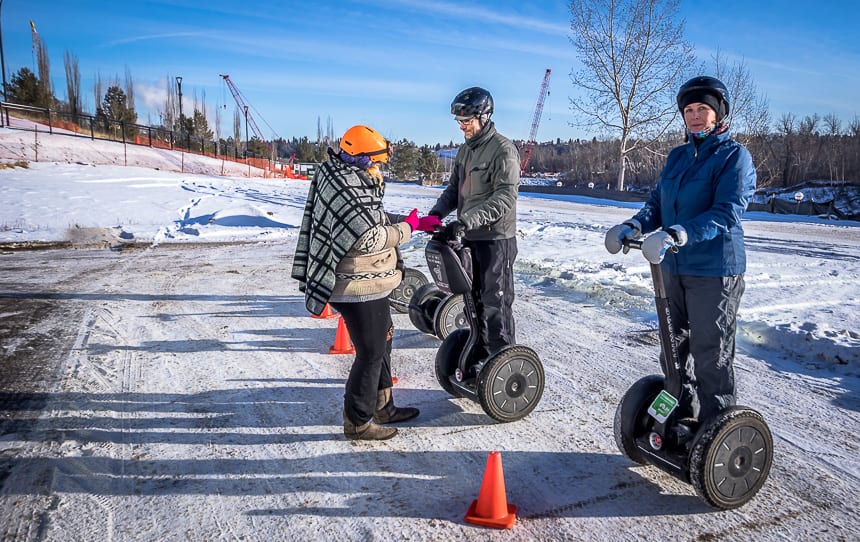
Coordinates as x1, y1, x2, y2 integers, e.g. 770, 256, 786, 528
2, 0, 858, 146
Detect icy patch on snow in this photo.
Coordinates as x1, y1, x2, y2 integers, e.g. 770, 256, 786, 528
739, 320, 859, 370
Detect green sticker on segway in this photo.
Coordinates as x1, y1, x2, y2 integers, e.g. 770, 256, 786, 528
648, 390, 678, 423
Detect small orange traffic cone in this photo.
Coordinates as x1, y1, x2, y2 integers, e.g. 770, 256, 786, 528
329, 316, 356, 355
464, 451, 517, 529
311, 303, 339, 319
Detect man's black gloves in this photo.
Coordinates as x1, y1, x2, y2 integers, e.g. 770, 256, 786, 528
443, 219, 466, 240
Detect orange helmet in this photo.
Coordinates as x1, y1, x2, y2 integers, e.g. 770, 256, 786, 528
339, 125, 391, 164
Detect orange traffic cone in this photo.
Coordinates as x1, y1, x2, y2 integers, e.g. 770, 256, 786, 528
311, 303, 339, 319
329, 316, 356, 355
464, 451, 517, 529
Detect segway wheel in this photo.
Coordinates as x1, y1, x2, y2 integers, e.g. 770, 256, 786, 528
389, 268, 428, 314
433, 294, 467, 340
434, 328, 469, 397
408, 283, 444, 335
477, 346, 544, 423
689, 407, 773, 510
613, 375, 664, 464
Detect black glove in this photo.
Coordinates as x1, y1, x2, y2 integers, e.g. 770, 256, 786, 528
443, 220, 466, 240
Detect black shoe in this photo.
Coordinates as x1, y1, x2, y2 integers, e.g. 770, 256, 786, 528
674, 418, 699, 449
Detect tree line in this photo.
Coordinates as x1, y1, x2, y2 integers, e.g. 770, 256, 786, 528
522, 114, 860, 191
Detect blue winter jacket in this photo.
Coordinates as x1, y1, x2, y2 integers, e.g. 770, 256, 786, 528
632, 130, 756, 277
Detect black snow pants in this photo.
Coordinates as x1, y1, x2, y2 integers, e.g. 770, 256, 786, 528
662, 271, 745, 421
330, 297, 394, 426
463, 237, 517, 355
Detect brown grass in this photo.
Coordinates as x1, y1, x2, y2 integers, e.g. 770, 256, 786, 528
0, 160, 30, 169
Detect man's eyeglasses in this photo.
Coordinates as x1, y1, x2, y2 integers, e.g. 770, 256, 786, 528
456, 117, 475, 125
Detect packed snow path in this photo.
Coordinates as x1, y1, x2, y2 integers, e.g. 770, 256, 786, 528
0, 236, 856, 541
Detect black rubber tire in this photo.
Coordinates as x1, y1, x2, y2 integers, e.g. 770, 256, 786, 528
389, 268, 428, 314
613, 375, 664, 464
433, 294, 467, 340
689, 407, 773, 510
434, 328, 469, 397
477, 346, 544, 423
408, 283, 444, 334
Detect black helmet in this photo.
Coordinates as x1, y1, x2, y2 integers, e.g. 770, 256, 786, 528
676, 76, 730, 121
451, 87, 493, 118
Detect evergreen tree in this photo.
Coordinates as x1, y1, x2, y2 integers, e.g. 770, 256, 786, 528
191, 108, 213, 140
101, 85, 138, 138
102, 85, 137, 124
247, 136, 269, 157
5, 67, 47, 106
389, 139, 420, 181
295, 137, 316, 162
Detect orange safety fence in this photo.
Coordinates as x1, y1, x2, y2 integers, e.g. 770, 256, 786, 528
1, 106, 310, 180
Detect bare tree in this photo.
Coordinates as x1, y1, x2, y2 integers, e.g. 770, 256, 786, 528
568, 0, 695, 190
162, 74, 176, 129
63, 50, 81, 123
710, 50, 770, 143
849, 116, 860, 138
124, 66, 135, 113
233, 107, 242, 153
214, 98, 222, 156
31, 25, 53, 107
821, 114, 843, 182
93, 72, 103, 116
822, 113, 841, 137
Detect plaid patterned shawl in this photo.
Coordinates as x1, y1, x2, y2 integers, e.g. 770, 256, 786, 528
291, 157, 386, 315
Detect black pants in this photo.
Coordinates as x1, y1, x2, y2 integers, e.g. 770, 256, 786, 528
662, 271, 745, 421
330, 298, 394, 425
464, 237, 517, 354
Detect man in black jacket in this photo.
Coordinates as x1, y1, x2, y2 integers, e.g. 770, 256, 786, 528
428, 87, 521, 355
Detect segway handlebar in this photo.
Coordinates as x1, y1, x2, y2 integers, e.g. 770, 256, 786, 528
621, 235, 679, 261
622, 238, 644, 253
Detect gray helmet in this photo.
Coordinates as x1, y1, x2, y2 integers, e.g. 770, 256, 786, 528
676, 76, 730, 120
451, 87, 493, 118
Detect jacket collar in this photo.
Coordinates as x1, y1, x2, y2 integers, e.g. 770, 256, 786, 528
687, 129, 729, 156
466, 121, 497, 150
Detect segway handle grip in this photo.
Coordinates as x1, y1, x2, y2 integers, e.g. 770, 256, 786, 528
623, 239, 643, 254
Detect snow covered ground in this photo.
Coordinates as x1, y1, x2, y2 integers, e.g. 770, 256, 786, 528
0, 129, 858, 540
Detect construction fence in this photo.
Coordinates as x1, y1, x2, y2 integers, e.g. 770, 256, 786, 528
0, 101, 308, 179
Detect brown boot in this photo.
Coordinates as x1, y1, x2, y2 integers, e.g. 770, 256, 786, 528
343, 410, 397, 441
373, 387, 419, 424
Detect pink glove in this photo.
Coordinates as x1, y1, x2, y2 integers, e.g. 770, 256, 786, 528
416, 214, 443, 233
403, 208, 419, 232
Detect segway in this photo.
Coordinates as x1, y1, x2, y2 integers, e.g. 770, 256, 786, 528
407, 283, 468, 340
426, 230, 544, 422
389, 267, 428, 314
613, 237, 773, 509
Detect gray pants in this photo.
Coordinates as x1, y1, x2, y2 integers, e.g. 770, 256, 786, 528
662, 271, 745, 421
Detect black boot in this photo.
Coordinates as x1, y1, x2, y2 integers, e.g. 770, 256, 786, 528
373, 387, 419, 424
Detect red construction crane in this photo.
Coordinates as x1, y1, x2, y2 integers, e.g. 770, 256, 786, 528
520, 68, 551, 176
220, 74, 269, 144
220, 74, 306, 178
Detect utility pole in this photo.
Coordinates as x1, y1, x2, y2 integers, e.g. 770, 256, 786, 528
176, 76, 183, 145
243, 105, 249, 158
0, 0, 7, 101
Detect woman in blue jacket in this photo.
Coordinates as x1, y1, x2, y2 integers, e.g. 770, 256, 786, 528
605, 76, 756, 424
